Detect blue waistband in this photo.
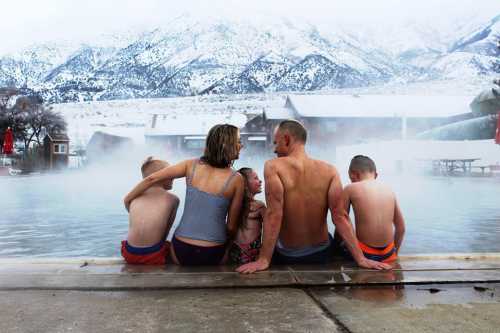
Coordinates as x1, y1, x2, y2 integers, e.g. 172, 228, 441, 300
125, 241, 164, 255
363, 248, 396, 262
276, 236, 331, 258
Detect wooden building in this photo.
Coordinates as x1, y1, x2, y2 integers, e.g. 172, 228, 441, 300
145, 112, 264, 155
43, 132, 70, 170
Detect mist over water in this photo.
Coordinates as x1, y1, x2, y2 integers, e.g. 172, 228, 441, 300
1, 140, 500, 257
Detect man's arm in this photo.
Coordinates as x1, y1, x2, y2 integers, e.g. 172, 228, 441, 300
393, 199, 405, 254
331, 178, 392, 270
237, 160, 283, 274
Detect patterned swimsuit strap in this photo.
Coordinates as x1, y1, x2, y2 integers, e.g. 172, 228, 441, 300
218, 169, 238, 196
187, 159, 199, 186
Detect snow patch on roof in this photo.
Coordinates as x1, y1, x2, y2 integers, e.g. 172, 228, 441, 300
287, 94, 474, 118
146, 113, 248, 136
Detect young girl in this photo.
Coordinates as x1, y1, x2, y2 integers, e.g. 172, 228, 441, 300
229, 167, 266, 265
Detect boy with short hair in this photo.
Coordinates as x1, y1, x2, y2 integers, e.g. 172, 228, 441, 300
333, 155, 405, 265
121, 157, 179, 265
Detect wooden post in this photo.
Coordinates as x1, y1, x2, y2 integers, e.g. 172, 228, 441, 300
401, 116, 407, 140
495, 111, 500, 145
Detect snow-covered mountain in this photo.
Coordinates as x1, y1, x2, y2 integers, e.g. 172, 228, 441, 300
423, 14, 500, 80
0, 14, 498, 103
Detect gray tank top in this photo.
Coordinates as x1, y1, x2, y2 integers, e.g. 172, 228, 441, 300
174, 160, 237, 243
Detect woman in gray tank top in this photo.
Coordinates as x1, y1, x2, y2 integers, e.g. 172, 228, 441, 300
124, 124, 245, 265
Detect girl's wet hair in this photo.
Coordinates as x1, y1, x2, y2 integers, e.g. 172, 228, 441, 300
201, 124, 239, 168
237, 167, 253, 229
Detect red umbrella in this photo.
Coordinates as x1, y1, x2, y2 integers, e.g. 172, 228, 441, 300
2, 127, 13, 154
496, 112, 500, 145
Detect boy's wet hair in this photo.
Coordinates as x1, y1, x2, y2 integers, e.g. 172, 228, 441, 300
237, 167, 253, 230
278, 119, 307, 143
141, 156, 168, 178
349, 155, 377, 173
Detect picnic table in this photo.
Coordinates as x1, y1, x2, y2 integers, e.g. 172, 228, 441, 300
472, 164, 500, 175
419, 158, 481, 176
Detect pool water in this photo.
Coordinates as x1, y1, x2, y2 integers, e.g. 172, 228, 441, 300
1, 165, 499, 257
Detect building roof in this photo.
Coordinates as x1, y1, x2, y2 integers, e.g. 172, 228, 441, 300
264, 107, 295, 120
145, 112, 248, 136
46, 133, 70, 141
286, 94, 474, 119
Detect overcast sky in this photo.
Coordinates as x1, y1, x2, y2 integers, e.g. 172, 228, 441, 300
1, 0, 499, 53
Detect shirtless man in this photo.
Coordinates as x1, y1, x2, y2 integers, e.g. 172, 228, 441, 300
121, 157, 180, 265
237, 120, 391, 273
333, 155, 405, 266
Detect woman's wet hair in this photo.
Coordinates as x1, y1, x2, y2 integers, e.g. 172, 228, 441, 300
349, 155, 377, 173
201, 124, 239, 168
237, 167, 253, 229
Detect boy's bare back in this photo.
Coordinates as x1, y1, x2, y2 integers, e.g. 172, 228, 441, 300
345, 180, 401, 248
127, 186, 179, 247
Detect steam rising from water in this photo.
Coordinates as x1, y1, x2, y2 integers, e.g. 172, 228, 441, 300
1, 138, 500, 257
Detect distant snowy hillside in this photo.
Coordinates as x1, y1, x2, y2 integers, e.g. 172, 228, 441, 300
0, 14, 498, 103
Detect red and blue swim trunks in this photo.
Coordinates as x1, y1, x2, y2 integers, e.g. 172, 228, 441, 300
121, 240, 170, 265
358, 241, 397, 263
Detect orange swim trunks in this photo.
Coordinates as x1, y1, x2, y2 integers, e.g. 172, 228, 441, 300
359, 241, 397, 263
121, 240, 170, 265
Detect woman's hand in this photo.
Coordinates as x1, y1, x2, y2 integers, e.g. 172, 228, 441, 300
123, 160, 189, 212
123, 194, 133, 212
248, 200, 266, 219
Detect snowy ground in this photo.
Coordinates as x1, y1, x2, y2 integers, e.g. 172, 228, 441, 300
51, 86, 499, 171
52, 93, 285, 149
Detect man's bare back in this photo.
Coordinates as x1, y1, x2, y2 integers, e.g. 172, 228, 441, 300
273, 156, 338, 248
237, 120, 343, 273
128, 187, 179, 247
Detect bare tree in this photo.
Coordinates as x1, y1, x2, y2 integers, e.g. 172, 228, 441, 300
0, 88, 24, 145
1, 88, 67, 151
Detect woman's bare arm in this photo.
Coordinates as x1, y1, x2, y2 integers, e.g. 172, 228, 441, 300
123, 160, 189, 211
226, 173, 244, 239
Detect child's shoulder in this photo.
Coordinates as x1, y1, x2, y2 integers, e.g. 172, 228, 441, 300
164, 191, 180, 204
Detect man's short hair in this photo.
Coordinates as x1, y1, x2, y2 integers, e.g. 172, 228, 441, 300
141, 156, 168, 178
278, 119, 307, 143
349, 155, 377, 173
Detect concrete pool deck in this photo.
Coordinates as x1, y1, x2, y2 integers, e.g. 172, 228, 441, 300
1, 254, 500, 332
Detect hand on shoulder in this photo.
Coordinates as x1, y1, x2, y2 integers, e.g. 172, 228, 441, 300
251, 200, 266, 210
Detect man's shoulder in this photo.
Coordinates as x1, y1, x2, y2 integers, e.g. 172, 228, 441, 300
264, 157, 286, 170
309, 158, 339, 175
266, 156, 287, 164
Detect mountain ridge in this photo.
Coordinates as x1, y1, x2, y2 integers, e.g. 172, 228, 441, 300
0, 14, 498, 103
